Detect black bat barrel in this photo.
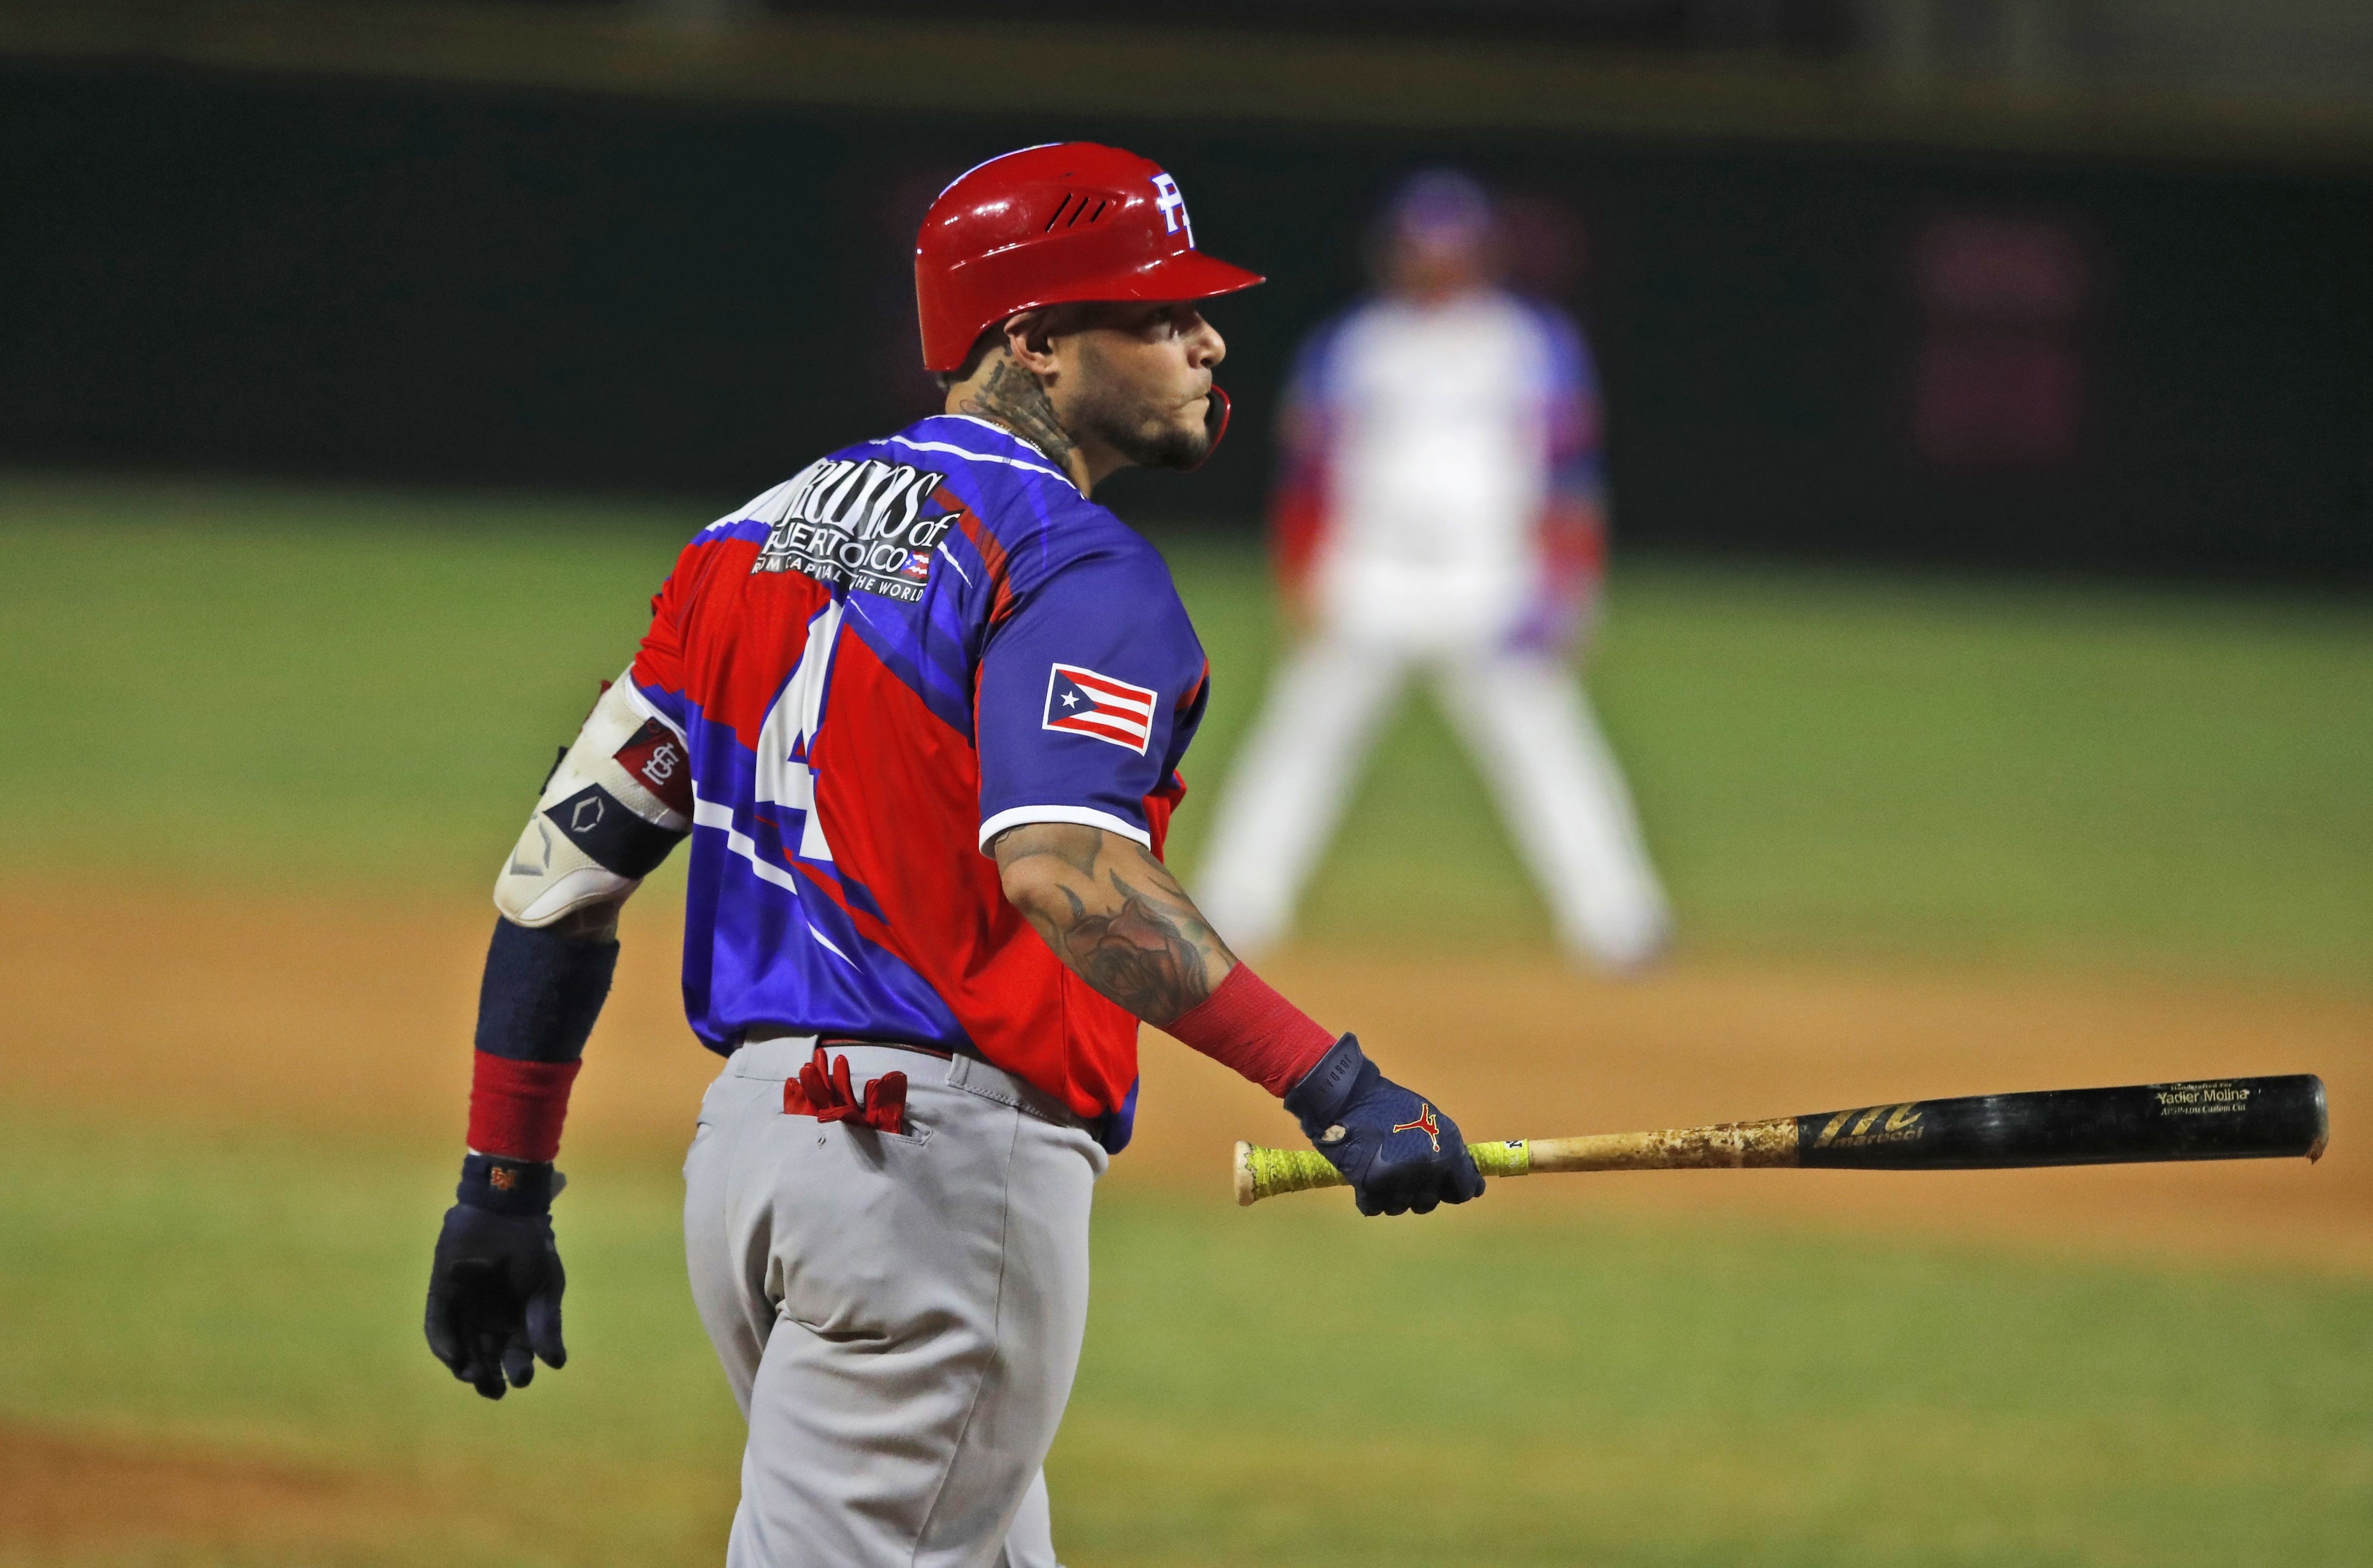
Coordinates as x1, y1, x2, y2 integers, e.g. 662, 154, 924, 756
1794, 1075, 2328, 1170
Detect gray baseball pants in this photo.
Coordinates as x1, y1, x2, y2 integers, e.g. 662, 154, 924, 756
684, 1036, 1106, 1568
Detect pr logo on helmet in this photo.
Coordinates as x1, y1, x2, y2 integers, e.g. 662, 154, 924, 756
1150, 173, 1193, 247
1391, 1102, 1442, 1154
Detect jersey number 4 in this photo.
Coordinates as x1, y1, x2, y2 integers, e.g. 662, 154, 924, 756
754, 598, 842, 865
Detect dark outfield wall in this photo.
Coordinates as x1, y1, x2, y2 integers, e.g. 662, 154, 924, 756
3, 62, 2367, 580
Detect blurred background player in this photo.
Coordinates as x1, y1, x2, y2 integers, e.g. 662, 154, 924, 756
1195, 169, 1671, 971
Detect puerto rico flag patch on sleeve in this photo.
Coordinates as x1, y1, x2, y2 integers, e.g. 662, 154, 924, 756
1043, 663, 1157, 753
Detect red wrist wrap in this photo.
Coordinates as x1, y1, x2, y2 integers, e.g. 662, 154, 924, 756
1162, 965, 1336, 1097
466, 1052, 583, 1163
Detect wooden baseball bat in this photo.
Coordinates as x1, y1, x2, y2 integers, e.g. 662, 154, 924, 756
1233, 1073, 2328, 1206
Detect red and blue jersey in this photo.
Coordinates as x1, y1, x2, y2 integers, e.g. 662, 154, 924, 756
626, 415, 1210, 1152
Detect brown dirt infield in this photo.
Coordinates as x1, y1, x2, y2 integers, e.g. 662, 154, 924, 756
0, 1417, 420, 1560
3, 884, 2365, 1271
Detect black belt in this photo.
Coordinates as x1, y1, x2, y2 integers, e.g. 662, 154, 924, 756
819, 1034, 954, 1061
739, 1025, 955, 1061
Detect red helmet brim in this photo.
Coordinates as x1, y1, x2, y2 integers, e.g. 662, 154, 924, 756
1028, 250, 1267, 310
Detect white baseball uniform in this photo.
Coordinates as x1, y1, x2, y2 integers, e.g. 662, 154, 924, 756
1194, 287, 1670, 968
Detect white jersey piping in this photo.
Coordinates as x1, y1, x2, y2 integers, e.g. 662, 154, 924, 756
976, 804, 1153, 855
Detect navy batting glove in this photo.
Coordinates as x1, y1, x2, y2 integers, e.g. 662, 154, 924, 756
1282, 1035, 1485, 1217
424, 1157, 567, 1400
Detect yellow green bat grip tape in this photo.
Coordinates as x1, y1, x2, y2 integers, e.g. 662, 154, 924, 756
1234, 1139, 1530, 1205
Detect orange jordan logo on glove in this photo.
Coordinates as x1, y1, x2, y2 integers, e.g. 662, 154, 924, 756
1392, 1102, 1441, 1153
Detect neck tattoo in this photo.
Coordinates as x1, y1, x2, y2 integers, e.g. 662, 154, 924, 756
960, 358, 1079, 472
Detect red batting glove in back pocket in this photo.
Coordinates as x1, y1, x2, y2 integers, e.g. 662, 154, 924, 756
785, 1046, 908, 1135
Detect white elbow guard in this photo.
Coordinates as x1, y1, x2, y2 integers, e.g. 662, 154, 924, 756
495, 670, 694, 927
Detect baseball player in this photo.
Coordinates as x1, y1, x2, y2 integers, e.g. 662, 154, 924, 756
1193, 170, 1671, 971
422, 143, 1485, 1568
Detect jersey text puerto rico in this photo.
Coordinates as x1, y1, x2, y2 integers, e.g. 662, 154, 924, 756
753, 458, 954, 602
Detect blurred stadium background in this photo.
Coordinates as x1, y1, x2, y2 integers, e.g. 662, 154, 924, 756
1, 2, 2368, 1564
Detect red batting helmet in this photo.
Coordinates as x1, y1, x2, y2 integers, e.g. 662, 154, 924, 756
915, 142, 1266, 374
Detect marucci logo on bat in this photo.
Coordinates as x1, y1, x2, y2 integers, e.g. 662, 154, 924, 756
1814, 1104, 1927, 1148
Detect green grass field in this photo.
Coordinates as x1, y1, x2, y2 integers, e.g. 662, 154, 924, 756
5, 1121, 2369, 1568
3, 475, 2370, 1567
6, 473, 2370, 985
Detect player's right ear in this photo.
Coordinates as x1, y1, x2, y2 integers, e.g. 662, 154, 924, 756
1002, 310, 1062, 376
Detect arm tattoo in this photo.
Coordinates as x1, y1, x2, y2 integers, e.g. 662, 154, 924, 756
995, 824, 1234, 1026
959, 356, 1078, 470
1054, 867, 1217, 1023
